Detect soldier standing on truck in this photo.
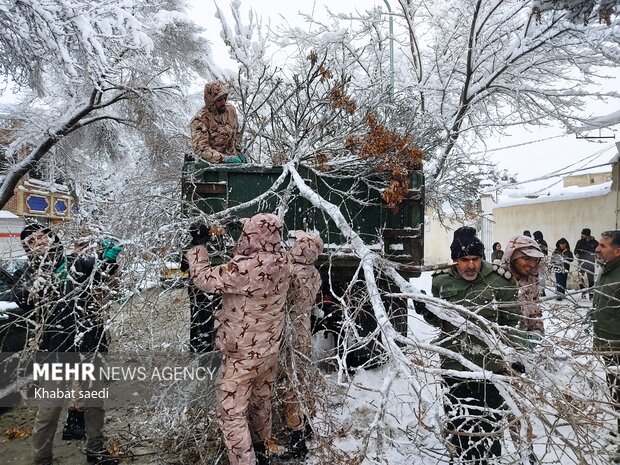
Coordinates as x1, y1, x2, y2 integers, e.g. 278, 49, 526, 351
190, 81, 246, 164
186, 213, 291, 465
188, 81, 245, 350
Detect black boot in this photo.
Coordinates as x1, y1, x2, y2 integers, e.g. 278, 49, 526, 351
279, 429, 308, 461
86, 448, 119, 465
254, 442, 271, 465
61, 409, 86, 440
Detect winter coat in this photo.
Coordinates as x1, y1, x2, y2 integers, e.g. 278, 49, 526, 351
429, 261, 521, 374
491, 250, 504, 262
190, 82, 241, 163
500, 236, 544, 333
12, 247, 120, 353
535, 239, 548, 256
592, 257, 620, 350
575, 237, 599, 273
66, 252, 120, 353
12, 246, 73, 352
550, 249, 573, 274
287, 231, 323, 354
187, 213, 292, 359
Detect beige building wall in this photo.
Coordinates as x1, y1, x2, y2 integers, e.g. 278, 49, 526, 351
563, 172, 612, 188
424, 211, 463, 265
491, 193, 616, 255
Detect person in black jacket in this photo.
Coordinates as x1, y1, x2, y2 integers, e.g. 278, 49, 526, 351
13, 223, 121, 465
550, 238, 574, 301
60, 232, 122, 443
533, 231, 549, 296
575, 228, 599, 300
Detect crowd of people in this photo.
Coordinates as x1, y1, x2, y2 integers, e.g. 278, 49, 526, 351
414, 226, 620, 464
18, 79, 620, 465
491, 227, 600, 302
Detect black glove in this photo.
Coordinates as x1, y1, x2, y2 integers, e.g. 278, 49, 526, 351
413, 300, 428, 316
188, 222, 211, 247
511, 361, 526, 374
413, 291, 433, 319
224, 215, 244, 232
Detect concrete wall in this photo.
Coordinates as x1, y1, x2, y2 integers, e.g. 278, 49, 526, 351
490, 193, 616, 255
0, 215, 26, 258
563, 172, 612, 188
424, 211, 462, 265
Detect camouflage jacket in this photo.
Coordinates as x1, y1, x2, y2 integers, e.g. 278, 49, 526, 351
287, 231, 323, 354
190, 82, 241, 163
187, 214, 291, 359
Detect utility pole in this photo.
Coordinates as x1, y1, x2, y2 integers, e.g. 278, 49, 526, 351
383, 0, 394, 100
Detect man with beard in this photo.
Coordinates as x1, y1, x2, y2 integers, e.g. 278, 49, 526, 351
190, 81, 245, 164
415, 226, 522, 464
591, 230, 620, 457
13, 223, 120, 465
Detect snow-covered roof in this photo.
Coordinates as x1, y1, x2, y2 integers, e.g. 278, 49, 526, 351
573, 108, 620, 132
0, 210, 18, 218
495, 181, 611, 208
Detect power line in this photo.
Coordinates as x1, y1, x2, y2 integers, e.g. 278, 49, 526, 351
471, 134, 565, 156
493, 143, 616, 190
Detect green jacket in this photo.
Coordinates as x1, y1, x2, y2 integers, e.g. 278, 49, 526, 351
430, 261, 521, 374
592, 257, 620, 349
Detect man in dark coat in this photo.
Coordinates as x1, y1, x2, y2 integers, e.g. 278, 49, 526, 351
415, 226, 522, 464
575, 228, 599, 299
60, 233, 122, 442
591, 230, 620, 445
13, 223, 121, 465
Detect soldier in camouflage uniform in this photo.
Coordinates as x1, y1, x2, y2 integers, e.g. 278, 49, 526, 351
591, 230, 620, 444
279, 231, 323, 460
190, 81, 244, 164
186, 213, 292, 465
500, 235, 545, 334
415, 226, 522, 464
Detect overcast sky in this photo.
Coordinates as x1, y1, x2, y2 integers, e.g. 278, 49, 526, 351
190, 0, 619, 188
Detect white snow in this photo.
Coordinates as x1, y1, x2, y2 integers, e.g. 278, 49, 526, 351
495, 181, 612, 208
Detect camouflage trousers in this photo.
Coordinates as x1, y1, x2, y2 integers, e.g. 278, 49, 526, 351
281, 311, 311, 430
216, 353, 278, 465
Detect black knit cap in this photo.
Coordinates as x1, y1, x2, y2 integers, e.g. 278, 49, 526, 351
450, 226, 485, 260
20, 222, 51, 243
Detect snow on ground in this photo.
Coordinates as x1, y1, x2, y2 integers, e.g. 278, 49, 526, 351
309, 273, 618, 465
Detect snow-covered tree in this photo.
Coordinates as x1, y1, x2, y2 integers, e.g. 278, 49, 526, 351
0, 0, 213, 211
187, 3, 620, 464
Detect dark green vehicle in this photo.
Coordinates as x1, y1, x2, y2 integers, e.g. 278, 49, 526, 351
182, 162, 424, 367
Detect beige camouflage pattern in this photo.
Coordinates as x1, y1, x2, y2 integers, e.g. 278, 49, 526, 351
282, 231, 323, 430
187, 213, 291, 465
501, 235, 544, 333
190, 81, 241, 163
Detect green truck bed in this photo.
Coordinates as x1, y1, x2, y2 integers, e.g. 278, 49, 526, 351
182, 163, 424, 275
182, 162, 425, 367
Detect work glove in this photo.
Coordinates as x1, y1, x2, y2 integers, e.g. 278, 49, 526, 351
413, 290, 433, 319
222, 154, 246, 164
511, 361, 526, 374
224, 215, 244, 232
101, 239, 122, 261
188, 222, 211, 247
